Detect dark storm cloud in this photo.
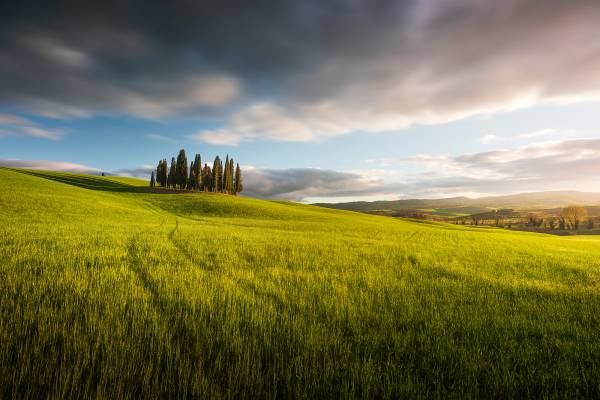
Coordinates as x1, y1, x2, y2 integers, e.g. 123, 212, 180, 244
2, 1, 600, 141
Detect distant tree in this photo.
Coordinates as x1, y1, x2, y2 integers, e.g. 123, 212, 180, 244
235, 163, 243, 194
548, 217, 557, 230
527, 213, 544, 228
150, 171, 155, 188
587, 217, 594, 230
558, 216, 566, 230
101, 172, 105, 176
492, 210, 504, 227
175, 149, 188, 190
561, 205, 587, 230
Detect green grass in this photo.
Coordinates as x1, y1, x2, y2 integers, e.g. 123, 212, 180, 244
1, 167, 600, 398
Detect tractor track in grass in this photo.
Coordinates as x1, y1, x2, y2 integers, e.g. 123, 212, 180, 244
404, 231, 419, 243
167, 219, 220, 271
166, 219, 306, 318
125, 234, 203, 370
126, 234, 169, 312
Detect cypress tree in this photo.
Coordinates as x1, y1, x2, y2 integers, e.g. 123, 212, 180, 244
224, 157, 234, 194
203, 164, 212, 192
193, 154, 202, 190
189, 161, 195, 189
156, 160, 162, 187
218, 157, 223, 193
176, 149, 188, 190
212, 156, 222, 192
223, 155, 230, 193
156, 153, 242, 193
235, 163, 243, 194
168, 157, 177, 189
229, 159, 234, 193
161, 159, 168, 187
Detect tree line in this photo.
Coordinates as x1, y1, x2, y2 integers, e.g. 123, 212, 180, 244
150, 149, 243, 194
455, 204, 595, 231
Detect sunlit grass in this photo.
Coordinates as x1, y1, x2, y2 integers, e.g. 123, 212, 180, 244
1, 168, 599, 398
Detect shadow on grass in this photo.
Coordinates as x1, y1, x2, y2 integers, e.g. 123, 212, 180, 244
10, 168, 181, 194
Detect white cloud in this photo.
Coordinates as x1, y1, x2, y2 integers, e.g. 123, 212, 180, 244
244, 138, 600, 202
0, 113, 30, 125
113, 165, 154, 178
0, 158, 153, 179
4, 138, 600, 202
516, 128, 556, 139
0, 113, 64, 140
479, 134, 501, 144
0, 159, 99, 173
365, 158, 396, 167
404, 138, 600, 195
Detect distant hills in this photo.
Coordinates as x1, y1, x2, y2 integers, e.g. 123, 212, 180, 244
314, 191, 600, 217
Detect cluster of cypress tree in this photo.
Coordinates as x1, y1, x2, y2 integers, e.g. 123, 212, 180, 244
150, 149, 243, 194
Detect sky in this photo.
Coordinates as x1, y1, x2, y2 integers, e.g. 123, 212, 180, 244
1, 0, 600, 202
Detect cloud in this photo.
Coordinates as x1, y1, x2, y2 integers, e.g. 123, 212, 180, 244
112, 165, 154, 178
0, 158, 99, 173
404, 138, 600, 196
365, 158, 396, 167
244, 138, 600, 202
243, 166, 398, 202
479, 134, 501, 145
4, 138, 600, 201
0, 113, 64, 140
516, 128, 556, 139
1, 1, 600, 141
0, 158, 154, 179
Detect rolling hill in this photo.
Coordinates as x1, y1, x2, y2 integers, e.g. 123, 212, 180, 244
315, 190, 600, 216
1, 167, 600, 398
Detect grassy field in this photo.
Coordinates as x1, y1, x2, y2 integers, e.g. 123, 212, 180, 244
1, 167, 600, 398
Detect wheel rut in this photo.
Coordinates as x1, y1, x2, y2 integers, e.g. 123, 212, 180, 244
126, 233, 200, 353
167, 219, 217, 271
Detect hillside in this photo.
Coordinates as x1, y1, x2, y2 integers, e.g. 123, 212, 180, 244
315, 190, 600, 216
1, 168, 600, 398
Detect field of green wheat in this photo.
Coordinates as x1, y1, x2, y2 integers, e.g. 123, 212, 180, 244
1, 167, 599, 398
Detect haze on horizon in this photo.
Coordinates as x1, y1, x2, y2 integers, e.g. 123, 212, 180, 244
1, 0, 600, 202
